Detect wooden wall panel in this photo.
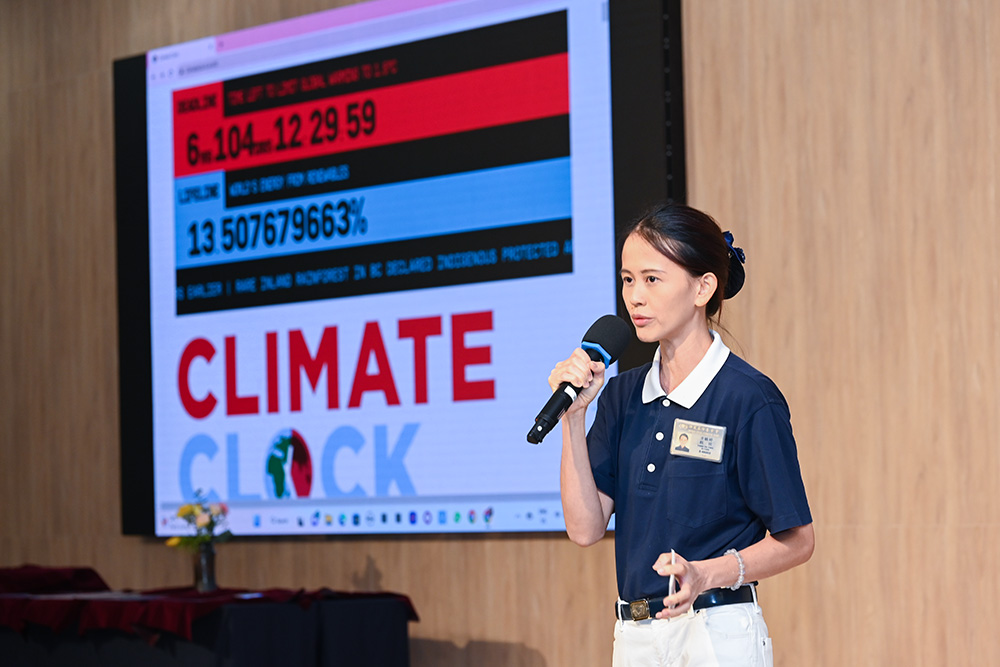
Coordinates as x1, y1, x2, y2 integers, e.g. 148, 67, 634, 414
685, 0, 1000, 665
2, 0, 999, 665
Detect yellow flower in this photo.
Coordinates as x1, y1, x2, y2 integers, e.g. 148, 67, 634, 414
165, 536, 181, 547
177, 504, 196, 518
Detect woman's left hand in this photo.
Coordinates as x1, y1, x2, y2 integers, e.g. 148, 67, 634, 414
651, 551, 709, 618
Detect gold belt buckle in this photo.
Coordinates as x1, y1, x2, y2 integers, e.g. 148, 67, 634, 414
628, 599, 650, 621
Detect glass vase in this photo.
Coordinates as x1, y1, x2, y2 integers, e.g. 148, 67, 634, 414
194, 542, 218, 592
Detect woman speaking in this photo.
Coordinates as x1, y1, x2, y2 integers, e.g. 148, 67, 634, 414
549, 203, 814, 666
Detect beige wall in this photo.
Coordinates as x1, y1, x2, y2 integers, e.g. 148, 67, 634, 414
2, 1, 998, 664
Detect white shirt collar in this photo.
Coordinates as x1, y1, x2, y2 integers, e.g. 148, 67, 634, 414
641, 331, 731, 407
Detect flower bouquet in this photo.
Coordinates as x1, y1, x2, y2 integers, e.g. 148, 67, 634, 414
165, 490, 233, 591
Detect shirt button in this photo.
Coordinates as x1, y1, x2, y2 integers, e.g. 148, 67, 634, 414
662, 399, 671, 407
655, 432, 664, 441
647, 463, 656, 473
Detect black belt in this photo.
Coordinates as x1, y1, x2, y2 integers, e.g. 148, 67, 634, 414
615, 584, 755, 621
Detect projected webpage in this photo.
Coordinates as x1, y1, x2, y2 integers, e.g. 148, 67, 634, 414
146, 0, 615, 535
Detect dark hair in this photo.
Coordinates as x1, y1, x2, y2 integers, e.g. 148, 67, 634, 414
620, 203, 746, 321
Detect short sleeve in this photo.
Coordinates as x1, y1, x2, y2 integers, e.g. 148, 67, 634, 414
586, 378, 621, 501
735, 400, 812, 535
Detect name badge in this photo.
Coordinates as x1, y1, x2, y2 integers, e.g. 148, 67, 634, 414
670, 419, 726, 463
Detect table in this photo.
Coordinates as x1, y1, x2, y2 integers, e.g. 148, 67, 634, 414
0, 567, 417, 667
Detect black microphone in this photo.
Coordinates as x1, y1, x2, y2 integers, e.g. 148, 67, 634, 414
526, 315, 631, 444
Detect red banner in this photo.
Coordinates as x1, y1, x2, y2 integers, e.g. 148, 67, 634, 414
173, 54, 569, 177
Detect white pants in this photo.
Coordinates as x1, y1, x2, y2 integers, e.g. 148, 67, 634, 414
612, 602, 773, 667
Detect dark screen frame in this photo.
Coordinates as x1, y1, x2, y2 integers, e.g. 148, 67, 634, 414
115, 54, 155, 535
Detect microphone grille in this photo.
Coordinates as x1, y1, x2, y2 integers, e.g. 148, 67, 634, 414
581, 315, 632, 365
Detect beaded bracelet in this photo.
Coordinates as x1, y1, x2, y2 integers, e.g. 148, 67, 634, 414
725, 548, 745, 590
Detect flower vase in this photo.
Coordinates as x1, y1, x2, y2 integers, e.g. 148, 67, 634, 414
194, 543, 218, 592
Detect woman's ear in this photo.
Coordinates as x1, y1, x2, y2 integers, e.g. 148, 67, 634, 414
694, 273, 718, 308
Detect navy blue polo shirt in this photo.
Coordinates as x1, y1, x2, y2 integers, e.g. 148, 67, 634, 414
587, 333, 812, 602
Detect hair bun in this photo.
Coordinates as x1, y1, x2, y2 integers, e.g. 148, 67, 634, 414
722, 231, 746, 299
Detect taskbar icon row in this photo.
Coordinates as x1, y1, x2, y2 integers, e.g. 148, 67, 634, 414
159, 498, 566, 535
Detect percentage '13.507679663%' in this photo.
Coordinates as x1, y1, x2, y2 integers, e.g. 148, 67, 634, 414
186, 197, 367, 257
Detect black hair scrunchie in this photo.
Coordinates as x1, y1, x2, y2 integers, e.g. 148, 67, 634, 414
723, 231, 746, 299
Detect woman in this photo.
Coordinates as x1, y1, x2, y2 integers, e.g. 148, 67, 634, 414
550, 203, 814, 666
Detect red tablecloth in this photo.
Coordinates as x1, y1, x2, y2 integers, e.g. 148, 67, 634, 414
0, 567, 417, 641
0, 565, 109, 594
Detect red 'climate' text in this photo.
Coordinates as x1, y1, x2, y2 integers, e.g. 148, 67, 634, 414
177, 311, 494, 419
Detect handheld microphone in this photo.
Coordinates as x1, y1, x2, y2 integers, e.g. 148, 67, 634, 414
526, 315, 631, 444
